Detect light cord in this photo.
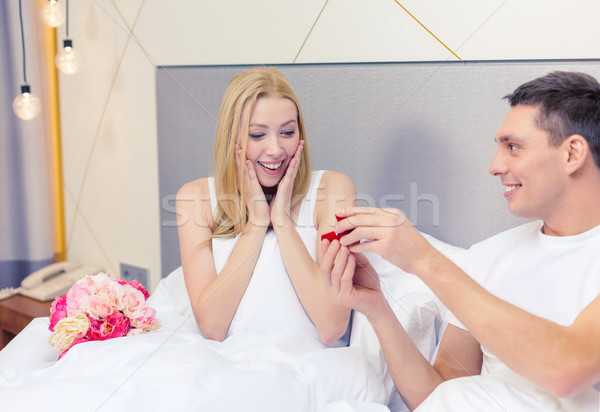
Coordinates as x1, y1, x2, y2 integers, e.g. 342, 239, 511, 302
18, 0, 28, 84
66, 0, 69, 38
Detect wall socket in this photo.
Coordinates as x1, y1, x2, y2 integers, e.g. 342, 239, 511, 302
120, 263, 149, 288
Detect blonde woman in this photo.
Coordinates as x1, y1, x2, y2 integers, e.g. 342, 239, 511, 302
176, 67, 356, 345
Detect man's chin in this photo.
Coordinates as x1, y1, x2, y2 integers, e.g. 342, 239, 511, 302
507, 203, 538, 220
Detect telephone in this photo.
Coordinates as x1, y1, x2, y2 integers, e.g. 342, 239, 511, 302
0, 262, 102, 302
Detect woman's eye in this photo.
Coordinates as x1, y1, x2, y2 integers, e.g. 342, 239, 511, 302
249, 133, 264, 139
281, 130, 296, 137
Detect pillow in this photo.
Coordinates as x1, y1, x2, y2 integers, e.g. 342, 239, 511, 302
147, 266, 193, 317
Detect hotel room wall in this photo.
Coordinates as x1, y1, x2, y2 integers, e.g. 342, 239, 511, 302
57, 0, 600, 291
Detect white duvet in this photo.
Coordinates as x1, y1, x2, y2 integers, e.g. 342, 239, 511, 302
0, 238, 459, 412
0, 315, 389, 411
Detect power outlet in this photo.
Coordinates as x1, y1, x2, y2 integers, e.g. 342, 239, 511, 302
120, 263, 149, 289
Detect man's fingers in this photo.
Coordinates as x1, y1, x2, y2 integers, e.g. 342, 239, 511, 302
338, 227, 382, 246
334, 208, 407, 234
347, 239, 378, 255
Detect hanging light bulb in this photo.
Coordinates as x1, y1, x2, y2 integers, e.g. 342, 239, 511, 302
13, 85, 41, 120
55, 39, 79, 74
14, 0, 41, 121
40, 0, 66, 27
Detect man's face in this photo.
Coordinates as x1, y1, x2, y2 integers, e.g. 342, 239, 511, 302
489, 104, 568, 221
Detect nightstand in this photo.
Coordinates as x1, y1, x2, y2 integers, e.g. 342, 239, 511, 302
0, 294, 52, 349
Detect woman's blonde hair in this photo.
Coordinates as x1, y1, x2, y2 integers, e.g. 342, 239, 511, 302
212, 67, 311, 238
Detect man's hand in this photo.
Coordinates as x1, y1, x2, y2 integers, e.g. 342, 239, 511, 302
334, 207, 437, 276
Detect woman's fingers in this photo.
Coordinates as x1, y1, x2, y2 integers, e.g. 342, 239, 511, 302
244, 159, 270, 227
330, 244, 353, 299
320, 240, 349, 295
235, 143, 244, 189
339, 254, 356, 299
270, 141, 304, 226
320, 239, 338, 291
278, 141, 303, 194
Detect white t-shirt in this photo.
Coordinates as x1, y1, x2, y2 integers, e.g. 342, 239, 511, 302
446, 220, 600, 409
450, 220, 600, 365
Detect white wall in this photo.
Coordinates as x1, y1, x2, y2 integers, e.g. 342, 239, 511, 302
58, 0, 600, 291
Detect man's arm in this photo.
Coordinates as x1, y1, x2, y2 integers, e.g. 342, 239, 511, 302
423, 252, 600, 398
337, 206, 600, 397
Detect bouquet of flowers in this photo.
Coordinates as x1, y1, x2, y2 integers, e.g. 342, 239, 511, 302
48, 272, 159, 359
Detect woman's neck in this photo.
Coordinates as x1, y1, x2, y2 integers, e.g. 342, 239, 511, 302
262, 184, 278, 204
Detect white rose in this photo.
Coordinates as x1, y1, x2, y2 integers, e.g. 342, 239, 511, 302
48, 313, 90, 352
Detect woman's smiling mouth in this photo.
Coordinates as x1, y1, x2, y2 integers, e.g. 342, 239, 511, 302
258, 160, 283, 173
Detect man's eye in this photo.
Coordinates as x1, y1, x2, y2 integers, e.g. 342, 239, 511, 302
508, 144, 518, 151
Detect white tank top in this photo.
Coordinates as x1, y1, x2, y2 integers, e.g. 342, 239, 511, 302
208, 170, 326, 342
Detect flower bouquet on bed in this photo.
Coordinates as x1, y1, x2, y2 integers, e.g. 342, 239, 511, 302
48, 272, 159, 359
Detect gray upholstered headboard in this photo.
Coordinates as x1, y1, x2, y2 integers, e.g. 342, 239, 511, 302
156, 60, 600, 276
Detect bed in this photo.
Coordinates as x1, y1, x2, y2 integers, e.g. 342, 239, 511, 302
0, 237, 462, 411
2, 60, 600, 411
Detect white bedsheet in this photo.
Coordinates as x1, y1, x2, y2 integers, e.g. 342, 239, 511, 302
0, 313, 387, 411
0, 235, 461, 412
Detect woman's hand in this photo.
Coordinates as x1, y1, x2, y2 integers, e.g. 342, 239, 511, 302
270, 141, 304, 229
236, 144, 270, 229
320, 239, 385, 318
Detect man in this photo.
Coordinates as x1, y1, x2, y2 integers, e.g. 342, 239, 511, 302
321, 71, 600, 411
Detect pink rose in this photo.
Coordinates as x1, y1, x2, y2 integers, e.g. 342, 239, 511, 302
82, 294, 115, 320
89, 274, 126, 311
120, 285, 146, 318
87, 312, 130, 341
131, 306, 159, 331
49, 295, 68, 332
127, 280, 149, 300
66, 281, 94, 316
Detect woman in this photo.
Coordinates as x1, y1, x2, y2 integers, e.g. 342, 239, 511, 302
176, 67, 356, 344
0, 67, 387, 411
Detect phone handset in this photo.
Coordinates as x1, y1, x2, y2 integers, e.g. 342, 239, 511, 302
0, 262, 102, 302
21, 261, 81, 290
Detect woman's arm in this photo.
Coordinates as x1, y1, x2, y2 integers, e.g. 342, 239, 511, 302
176, 174, 267, 342
272, 166, 354, 344
320, 241, 483, 410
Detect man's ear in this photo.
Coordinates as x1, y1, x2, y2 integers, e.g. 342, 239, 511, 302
563, 134, 589, 175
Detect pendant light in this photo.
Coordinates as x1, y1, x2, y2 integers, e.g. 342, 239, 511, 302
13, 0, 41, 121
55, 0, 79, 74
40, 0, 66, 28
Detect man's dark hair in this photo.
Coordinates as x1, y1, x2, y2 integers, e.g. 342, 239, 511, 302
505, 71, 600, 168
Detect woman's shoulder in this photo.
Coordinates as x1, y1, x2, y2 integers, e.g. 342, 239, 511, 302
319, 170, 355, 192
177, 177, 211, 199
176, 178, 214, 227
313, 171, 356, 227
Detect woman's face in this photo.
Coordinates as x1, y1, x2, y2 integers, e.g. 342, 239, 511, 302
239, 96, 300, 188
